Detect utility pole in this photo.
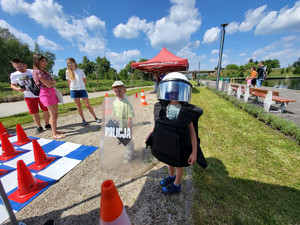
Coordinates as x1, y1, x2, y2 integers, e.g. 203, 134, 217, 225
216, 23, 228, 90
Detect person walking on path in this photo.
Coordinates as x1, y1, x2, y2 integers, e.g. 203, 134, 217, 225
66, 57, 101, 125
32, 54, 65, 139
10, 58, 50, 134
256, 61, 267, 89
250, 66, 257, 88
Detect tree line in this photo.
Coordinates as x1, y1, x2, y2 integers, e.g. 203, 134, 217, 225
223, 58, 300, 77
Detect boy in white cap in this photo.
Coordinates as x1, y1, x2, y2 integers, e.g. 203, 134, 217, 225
112, 81, 135, 162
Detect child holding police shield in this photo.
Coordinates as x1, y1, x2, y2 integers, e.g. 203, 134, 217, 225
111, 81, 135, 163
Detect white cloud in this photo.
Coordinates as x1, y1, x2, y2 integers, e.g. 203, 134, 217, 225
106, 49, 141, 71
113, 0, 201, 50
239, 53, 247, 57
0, 0, 107, 56
113, 16, 150, 39
203, 27, 220, 44
177, 41, 205, 70
251, 35, 300, 67
78, 37, 107, 56
37, 35, 62, 50
227, 21, 239, 34
0, 19, 35, 48
239, 5, 267, 32
255, 1, 300, 35
211, 49, 219, 55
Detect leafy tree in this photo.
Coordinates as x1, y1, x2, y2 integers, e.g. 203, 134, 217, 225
238, 65, 245, 77
58, 68, 67, 80
280, 68, 285, 75
118, 68, 128, 80
286, 67, 290, 73
225, 64, 239, 70
78, 56, 95, 76
293, 67, 300, 74
95, 56, 110, 79
0, 28, 33, 82
107, 68, 117, 80
292, 58, 300, 75
264, 59, 280, 68
244, 62, 257, 70
292, 59, 300, 68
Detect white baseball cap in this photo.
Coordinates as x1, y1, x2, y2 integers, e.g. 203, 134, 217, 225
112, 81, 125, 87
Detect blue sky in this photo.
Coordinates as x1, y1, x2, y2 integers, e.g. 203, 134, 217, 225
1, 0, 300, 75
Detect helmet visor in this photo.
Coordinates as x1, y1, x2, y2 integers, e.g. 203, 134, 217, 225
157, 80, 192, 102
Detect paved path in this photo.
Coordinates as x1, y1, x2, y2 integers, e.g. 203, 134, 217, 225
0, 87, 145, 118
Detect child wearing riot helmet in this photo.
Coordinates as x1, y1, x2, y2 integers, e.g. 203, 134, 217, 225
112, 81, 135, 163
146, 72, 207, 194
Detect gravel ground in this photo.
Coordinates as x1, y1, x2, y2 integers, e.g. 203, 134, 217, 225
3, 90, 194, 225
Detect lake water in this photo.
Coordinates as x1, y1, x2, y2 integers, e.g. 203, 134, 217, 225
235, 78, 300, 90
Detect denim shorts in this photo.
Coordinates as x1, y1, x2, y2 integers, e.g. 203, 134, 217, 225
256, 79, 264, 88
70, 90, 88, 99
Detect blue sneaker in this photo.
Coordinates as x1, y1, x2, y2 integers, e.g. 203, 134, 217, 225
162, 183, 181, 195
160, 176, 176, 187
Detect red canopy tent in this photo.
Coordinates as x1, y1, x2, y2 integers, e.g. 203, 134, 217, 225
131, 47, 189, 73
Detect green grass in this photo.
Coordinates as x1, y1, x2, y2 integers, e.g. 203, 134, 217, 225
0, 87, 152, 129
191, 87, 300, 225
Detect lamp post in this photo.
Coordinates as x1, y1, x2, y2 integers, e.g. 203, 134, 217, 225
216, 23, 228, 90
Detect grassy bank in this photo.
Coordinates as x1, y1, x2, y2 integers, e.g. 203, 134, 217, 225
0, 87, 152, 129
191, 87, 299, 224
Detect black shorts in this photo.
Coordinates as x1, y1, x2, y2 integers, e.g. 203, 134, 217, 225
251, 78, 256, 86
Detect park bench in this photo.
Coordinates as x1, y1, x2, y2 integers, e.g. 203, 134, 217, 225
228, 84, 246, 98
244, 88, 296, 112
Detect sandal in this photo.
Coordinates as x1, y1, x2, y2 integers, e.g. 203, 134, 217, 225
162, 183, 181, 195
53, 134, 66, 139
160, 176, 176, 187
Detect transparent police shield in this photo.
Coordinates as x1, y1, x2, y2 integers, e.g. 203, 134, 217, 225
100, 94, 153, 180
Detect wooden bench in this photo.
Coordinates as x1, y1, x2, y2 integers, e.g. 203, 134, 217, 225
245, 88, 296, 112
227, 84, 245, 98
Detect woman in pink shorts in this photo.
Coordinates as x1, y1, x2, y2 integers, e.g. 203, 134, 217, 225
32, 54, 65, 139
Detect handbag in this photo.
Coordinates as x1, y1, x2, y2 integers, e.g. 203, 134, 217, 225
54, 87, 64, 104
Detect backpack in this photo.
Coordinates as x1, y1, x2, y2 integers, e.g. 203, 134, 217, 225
25, 78, 40, 96
263, 66, 267, 79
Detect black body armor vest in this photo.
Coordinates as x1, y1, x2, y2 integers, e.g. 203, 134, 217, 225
148, 101, 207, 168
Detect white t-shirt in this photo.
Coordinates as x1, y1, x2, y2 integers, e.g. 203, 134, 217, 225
10, 69, 38, 98
166, 103, 182, 120
65, 68, 86, 90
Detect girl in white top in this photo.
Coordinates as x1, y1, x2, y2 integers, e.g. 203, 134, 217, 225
66, 57, 101, 125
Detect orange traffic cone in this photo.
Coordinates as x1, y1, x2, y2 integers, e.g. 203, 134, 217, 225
103, 97, 112, 115
100, 179, 131, 225
14, 124, 33, 146
105, 93, 109, 97
0, 121, 13, 137
140, 89, 148, 106
8, 160, 48, 203
0, 134, 23, 161
28, 140, 56, 170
